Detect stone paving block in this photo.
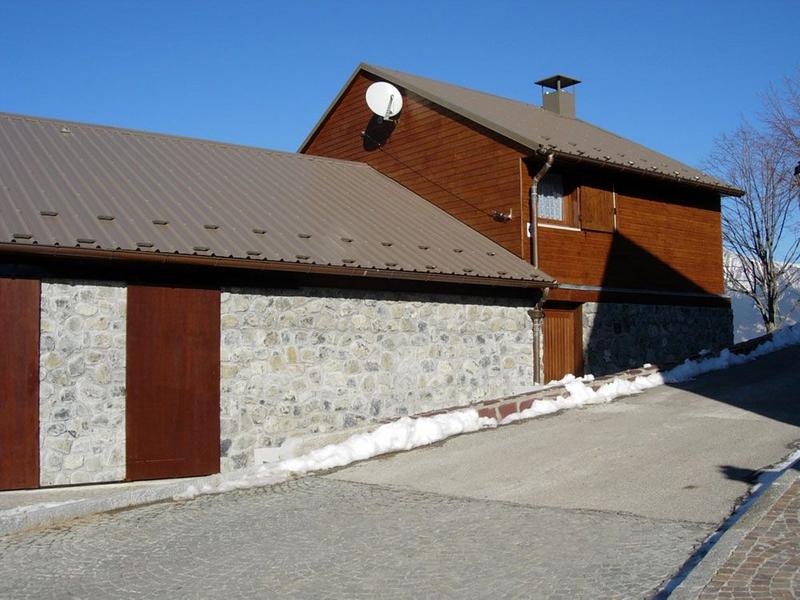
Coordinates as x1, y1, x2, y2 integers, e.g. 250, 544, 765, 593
0, 477, 707, 599
696, 476, 800, 599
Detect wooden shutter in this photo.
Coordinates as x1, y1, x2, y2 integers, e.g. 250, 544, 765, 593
0, 278, 40, 490
580, 184, 614, 232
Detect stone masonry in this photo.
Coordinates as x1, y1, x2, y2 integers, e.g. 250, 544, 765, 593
39, 282, 127, 486
219, 287, 534, 471
582, 301, 733, 376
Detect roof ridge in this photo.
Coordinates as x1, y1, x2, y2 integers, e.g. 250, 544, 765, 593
354, 64, 740, 195
0, 111, 370, 169
362, 63, 547, 111
364, 65, 699, 171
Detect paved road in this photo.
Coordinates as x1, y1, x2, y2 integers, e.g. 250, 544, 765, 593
1, 346, 798, 599
0, 478, 702, 600
331, 345, 800, 524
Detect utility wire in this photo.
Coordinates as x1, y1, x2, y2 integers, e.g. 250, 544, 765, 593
361, 130, 509, 221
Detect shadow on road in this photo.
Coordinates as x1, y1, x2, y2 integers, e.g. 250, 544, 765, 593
664, 344, 800, 431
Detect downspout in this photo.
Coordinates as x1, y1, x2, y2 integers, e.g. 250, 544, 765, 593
528, 288, 548, 385
529, 151, 554, 383
529, 150, 555, 268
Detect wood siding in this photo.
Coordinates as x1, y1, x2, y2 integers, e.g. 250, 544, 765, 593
304, 72, 528, 257
306, 69, 725, 297
0, 277, 40, 490
535, 180, 724, 294
543, 304, 583, 381
126, 285, 220, 481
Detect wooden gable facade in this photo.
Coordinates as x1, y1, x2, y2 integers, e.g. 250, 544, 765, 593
302, 66, 733, 379
302, 68, 727, 304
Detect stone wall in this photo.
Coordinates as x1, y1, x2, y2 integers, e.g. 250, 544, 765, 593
582, 301, 733, 376
39, 282, 127, 486
220, 287, 534, 472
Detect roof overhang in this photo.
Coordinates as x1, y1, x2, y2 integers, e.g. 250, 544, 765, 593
0, 243, 554, 290
300, 64, 744, 198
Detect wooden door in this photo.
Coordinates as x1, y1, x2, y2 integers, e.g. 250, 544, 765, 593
126, 285, 220, 481
0, 278, 40, 490
543, 304, 584, 382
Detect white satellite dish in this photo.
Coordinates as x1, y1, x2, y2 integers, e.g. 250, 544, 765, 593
366, 81, 403, 119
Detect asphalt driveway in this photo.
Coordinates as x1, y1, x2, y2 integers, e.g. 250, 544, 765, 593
1, 345, 798, 599
329, 344, 800, 524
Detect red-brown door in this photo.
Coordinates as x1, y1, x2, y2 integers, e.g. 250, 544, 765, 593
0, 278, 40, 490
126, 285, 220, 481
543, 304, 584, 382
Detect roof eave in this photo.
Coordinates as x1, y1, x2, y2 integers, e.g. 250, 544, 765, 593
0, 243, 554, 290
553, 153, 744, 197
356, 65, 744, 197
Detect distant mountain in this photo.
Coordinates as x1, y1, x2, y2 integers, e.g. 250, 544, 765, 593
725, 253, 800, 343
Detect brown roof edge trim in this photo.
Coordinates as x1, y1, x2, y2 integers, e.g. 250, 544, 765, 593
357, 64, 743, 197
552, 153, 744, 197
298, 63, 365, 153
0, 244, 554, 290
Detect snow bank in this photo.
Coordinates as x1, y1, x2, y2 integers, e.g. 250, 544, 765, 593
503, 324, 800, 425
175, 324, 800, 500
664, 324, 800, 382
176, 410, 493, 500
501, 373, 665, 424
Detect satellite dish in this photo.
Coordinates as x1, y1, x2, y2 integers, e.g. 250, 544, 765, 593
366, 81, 403, 120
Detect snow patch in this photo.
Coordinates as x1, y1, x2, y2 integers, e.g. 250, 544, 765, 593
175, 410, 494, 500
175, 324, 800, 501
504, 324, 800, 425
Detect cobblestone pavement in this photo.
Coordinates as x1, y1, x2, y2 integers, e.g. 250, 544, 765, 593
697, 475, 800, 599
0, 477, 707, 599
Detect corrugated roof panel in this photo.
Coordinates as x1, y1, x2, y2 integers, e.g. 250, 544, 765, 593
305, 64, 741, 197
0, 112, 551, 286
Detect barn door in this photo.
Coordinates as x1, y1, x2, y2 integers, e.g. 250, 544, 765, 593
543, 304, 584, 383
0, 278, 40, 490
126, 285, 220, 481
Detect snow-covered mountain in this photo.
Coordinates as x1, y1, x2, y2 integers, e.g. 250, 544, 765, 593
725, 253, 800, 343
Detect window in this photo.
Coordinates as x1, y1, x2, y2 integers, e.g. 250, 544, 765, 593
538, 174, 564, 221
536, 173, 578, 227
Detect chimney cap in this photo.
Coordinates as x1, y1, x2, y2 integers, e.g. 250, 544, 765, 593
535, 75, 581, 90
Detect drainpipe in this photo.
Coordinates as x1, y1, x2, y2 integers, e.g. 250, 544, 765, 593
528, 288, 549, 384
529, 150, 555, 269
529, 151, 554, 383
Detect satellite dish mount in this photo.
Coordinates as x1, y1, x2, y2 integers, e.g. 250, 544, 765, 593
366, 81, 403, 123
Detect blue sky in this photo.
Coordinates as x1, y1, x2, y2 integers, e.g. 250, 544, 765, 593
1, 1, 798, 172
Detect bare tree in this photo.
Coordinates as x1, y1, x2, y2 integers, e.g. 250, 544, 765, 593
709, 123, 799, 333
764, 67, 800, 164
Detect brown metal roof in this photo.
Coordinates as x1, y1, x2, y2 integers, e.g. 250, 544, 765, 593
0, 112, 552, 288
302, 64, 743, 197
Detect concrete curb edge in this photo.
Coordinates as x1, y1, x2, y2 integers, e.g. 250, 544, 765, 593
0, 474, 222, 537
667, 461, 800, 599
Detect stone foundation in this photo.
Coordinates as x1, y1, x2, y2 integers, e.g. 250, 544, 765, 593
219, 287, 534, 472
582, 301, 733, 376
39, 282, 127, 486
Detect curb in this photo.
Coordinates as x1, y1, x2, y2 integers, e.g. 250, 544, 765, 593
408, 366, 661, 422
0, 473, 221, 537
666, 460, 800, 599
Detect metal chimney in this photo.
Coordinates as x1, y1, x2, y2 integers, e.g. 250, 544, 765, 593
535, 75, 581, 118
